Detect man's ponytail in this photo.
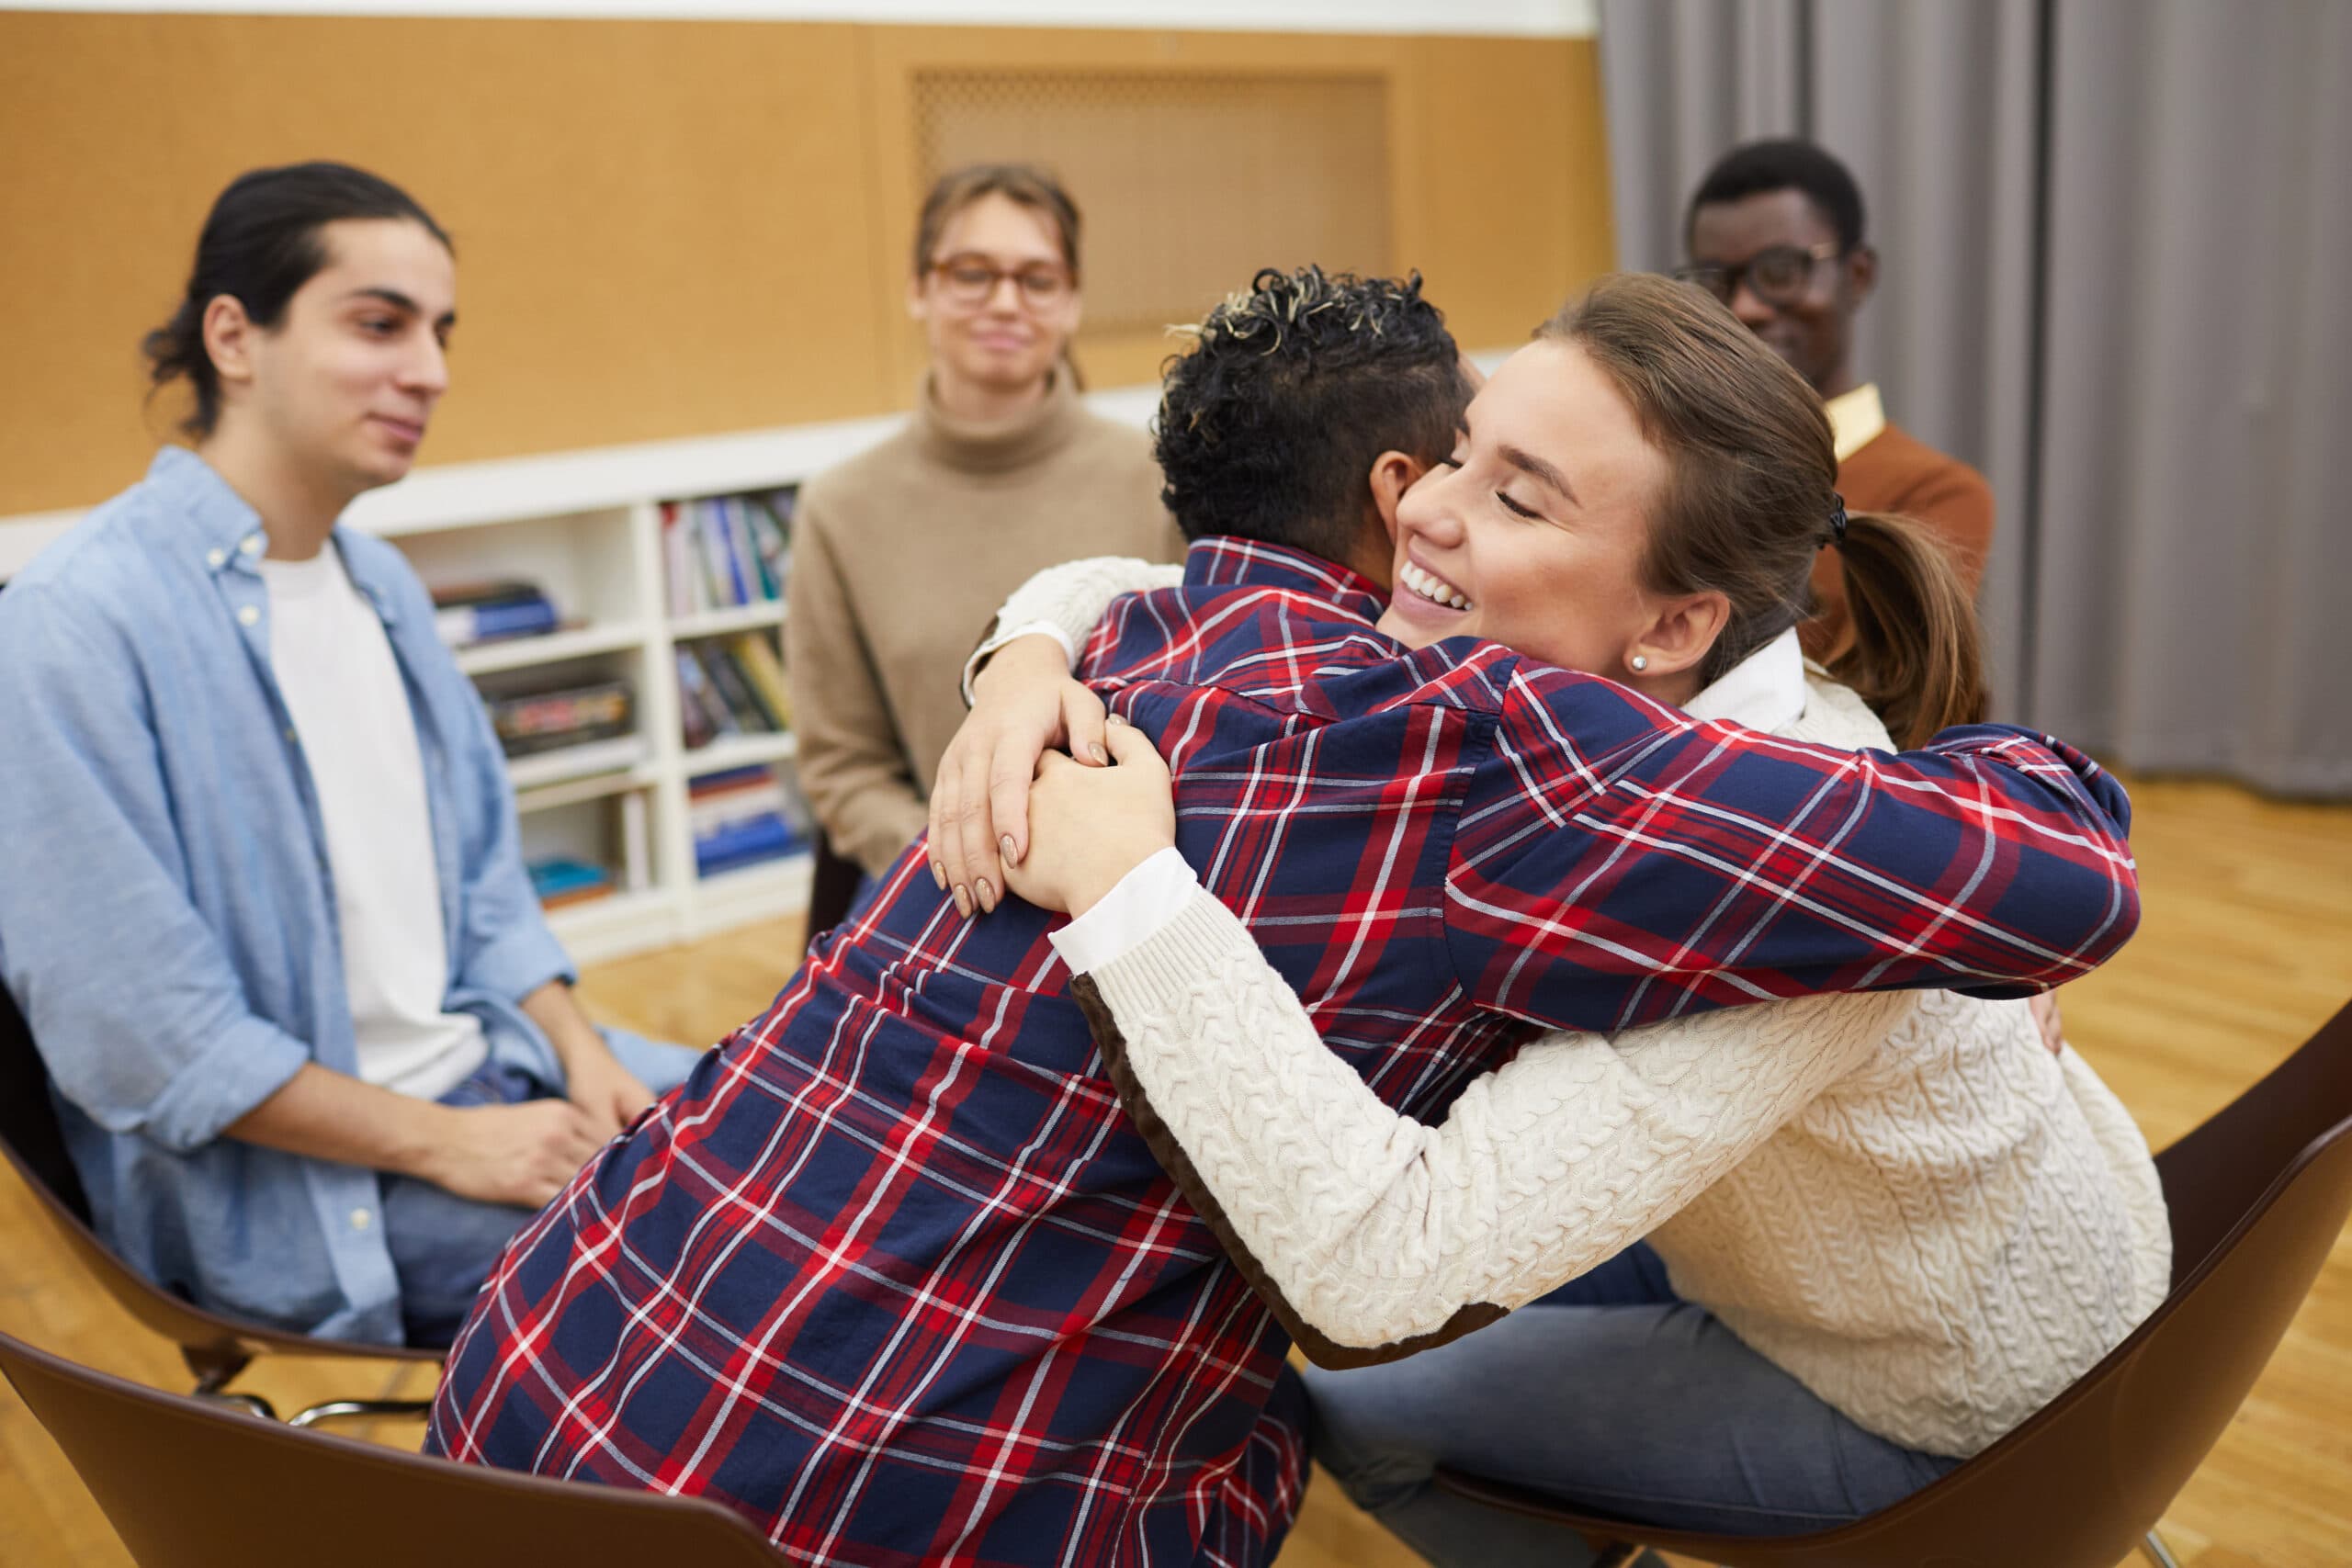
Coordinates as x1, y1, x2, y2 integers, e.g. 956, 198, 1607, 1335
1825, 512, 1988, 750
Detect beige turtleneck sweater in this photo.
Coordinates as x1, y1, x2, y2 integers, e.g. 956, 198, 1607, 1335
785, 372, 1182, 876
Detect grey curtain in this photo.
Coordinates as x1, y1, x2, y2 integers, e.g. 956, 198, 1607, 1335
1597, 0, 2352, 795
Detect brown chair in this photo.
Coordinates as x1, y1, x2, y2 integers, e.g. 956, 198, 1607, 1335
0, 984, 438, 1423
0, 1324, 784, 1567
1434, 995, 2352, 1568
793, 822, 866, 964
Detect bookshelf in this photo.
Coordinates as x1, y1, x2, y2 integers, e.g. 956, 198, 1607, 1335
322, 397, 1133, 966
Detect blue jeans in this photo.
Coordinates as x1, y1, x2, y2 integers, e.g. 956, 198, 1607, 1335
380, 1029, 701, 1348
1304, 1245, 1960, 1568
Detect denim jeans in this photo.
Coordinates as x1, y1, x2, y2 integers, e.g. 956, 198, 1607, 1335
380, 1029, 702, 1348
1304, 1244, 1961, 1568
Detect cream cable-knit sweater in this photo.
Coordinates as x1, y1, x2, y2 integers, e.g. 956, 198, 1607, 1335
983, 557, 2171, 1460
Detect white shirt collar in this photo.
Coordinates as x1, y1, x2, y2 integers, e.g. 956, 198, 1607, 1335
1682, 626, 1807, 732
1825, 382, 1887, 464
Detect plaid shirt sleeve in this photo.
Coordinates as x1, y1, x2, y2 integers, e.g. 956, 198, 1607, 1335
1446, 657, 2140, 1031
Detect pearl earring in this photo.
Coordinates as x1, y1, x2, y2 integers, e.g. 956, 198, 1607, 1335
1630, 655, 1649, 672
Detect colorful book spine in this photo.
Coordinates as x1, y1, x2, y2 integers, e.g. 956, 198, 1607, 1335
728, 632, 794, 728
435, 593, 558, 648
660, 489, 796, 615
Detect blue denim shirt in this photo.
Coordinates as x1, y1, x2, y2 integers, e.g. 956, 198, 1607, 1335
0, 447, 592, 1343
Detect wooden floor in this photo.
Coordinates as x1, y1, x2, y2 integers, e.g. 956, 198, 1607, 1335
3, 775, 2347, 1566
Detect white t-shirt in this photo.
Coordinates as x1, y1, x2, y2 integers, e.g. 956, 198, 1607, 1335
261, 547, 490, 1100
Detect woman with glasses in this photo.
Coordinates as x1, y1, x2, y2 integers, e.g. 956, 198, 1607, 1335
786, 163, 1182, 888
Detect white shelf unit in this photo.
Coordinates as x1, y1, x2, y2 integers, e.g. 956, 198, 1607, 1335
379, 501, 786, 964
337, 427, 909, 965
322, 395, 1182, 966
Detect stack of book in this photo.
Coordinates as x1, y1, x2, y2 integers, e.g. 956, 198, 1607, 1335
690, 766, 804, 876
485, 676, 634, 757
677, 632, 793, 750
662, 490, 794, 615
528, 856, 616, 910
432, 579, 560, 648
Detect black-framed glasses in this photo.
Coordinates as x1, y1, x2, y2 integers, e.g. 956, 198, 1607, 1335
1672, 242, 1842, 307
929, 253, 1075, 308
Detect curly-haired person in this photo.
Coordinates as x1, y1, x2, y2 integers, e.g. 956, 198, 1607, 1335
426, 269, 2140, 1568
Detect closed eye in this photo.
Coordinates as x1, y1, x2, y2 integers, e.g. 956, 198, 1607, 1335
1496, 491, 1542, 520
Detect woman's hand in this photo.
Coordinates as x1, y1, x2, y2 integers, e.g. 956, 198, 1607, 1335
929, 635, 1108, 917
1002, 717, 1177, 916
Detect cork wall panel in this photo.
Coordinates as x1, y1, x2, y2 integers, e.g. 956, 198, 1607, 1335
913, 70, 1393, 338
0, 13, 883, 516
863, 26, 1419, 394
1406, 36, 1618, 352
0, 17, 1612, 518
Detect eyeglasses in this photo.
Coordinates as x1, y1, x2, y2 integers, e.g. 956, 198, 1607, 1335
1672, 242, 1843, 308
928, 253, 1075, 308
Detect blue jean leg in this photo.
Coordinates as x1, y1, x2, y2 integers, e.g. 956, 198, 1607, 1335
379, 1173, 537, 1348
1305, 1248, 1957, 1568
382, 1025, 704, 1347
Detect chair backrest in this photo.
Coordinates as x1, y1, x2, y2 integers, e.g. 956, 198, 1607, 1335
1440, 996, 2352, 1568
0, 1325, 785, 1568
0, 981, 91, 1222
796, 823, 865, 963
2154, 996, 2352, 1285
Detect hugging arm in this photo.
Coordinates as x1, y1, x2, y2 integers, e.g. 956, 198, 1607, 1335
1447, 663, 2139, 1030
1067, 878, 1910, 1366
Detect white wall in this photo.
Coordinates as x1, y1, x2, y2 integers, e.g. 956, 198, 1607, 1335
1, 0, 1595, 33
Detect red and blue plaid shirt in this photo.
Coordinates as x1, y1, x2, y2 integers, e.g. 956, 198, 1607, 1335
429, 539, 2138, 1566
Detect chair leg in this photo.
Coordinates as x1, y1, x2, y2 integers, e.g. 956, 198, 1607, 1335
2141, 1527, 2183, 1568
287, 1397, 436, 1429
191, 1386, 278, 1421
188, 1359, 276, 1420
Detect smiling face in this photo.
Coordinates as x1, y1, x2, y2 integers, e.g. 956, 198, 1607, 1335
1376, 338, 1674, 681
235, 216, 456, 494
909, 192, 1081, 403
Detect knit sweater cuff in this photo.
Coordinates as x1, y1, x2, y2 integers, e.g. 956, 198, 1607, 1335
1085, 886, 1257, 1018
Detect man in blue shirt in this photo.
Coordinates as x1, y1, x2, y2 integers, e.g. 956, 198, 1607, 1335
0, 163, 696, 1347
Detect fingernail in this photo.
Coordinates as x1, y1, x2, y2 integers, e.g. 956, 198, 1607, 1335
1089, 743, 1108, 763
931, 861, 947, 890
954, 885, 972, 918
976, 878, 996, 913
1107, 712, 1125, 727
1001, 834, 1020, 866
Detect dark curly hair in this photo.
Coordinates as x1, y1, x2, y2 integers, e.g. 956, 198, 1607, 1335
1152, 266, 1471, 558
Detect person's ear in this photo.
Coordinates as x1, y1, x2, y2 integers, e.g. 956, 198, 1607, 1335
1628, 591, 1730, 682
1368, 449, 1428, 547
1846, 243, 1879, 307
201, 295, 258, 392
907, 271, 932, 325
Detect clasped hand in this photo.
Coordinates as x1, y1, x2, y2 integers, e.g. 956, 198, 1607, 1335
927, 638, 1175, 918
